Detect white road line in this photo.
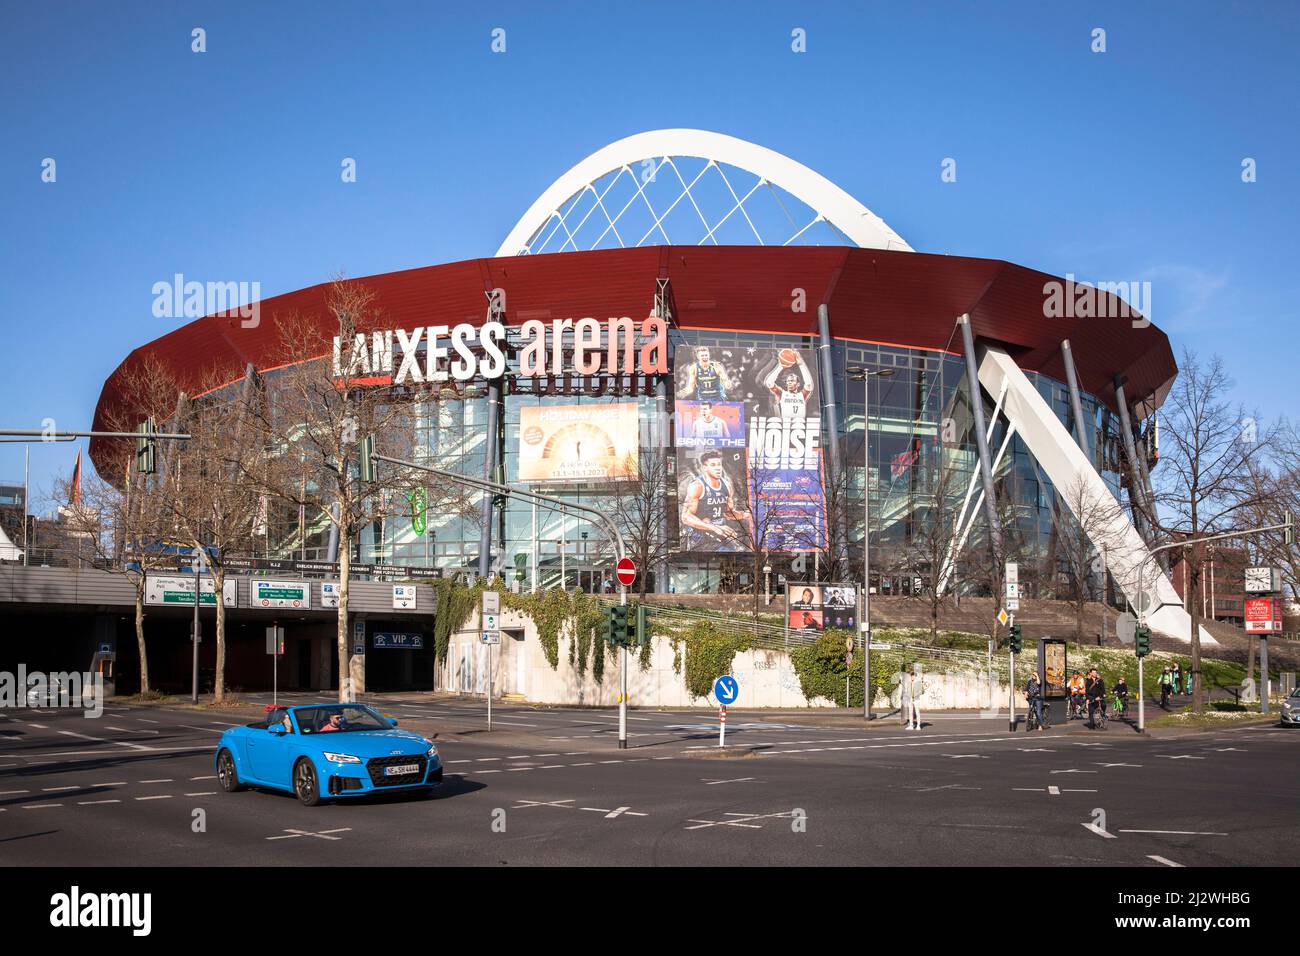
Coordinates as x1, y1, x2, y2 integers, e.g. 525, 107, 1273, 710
77, 799, 120, 805
185, 792, 218, 796
600, 760, 622, 764
1119, 829, 1228, 836
23, 803, 63, 809
476, 770, 501, 774
135, 795, 173, 801
1048, 786, 1060, 795
1148, 855, 1184, 867
572, 762, 594, 766
94, 782, 127, 787
41, 786, 80, 792
141, 779, 173, 783
476, 758, 501, 762
0, 789, 30, 795
137, 718, 160, 724
1082, 822, 1117, 839
189, 775, 216, 781
704, 777, 756, 786
57, 729, 151, 751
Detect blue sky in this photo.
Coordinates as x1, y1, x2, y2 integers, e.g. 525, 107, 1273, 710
2, 1, 1296, 506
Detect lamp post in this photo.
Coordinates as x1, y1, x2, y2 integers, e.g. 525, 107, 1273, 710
846, 365, 894, 720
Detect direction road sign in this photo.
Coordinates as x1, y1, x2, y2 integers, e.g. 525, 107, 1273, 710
616, 557, 636, 587
1115, 611, 1137, 645
713, 675, 739, 705
480, 631, 501, 645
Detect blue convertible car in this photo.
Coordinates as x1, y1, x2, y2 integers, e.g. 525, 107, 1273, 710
215, 703, 443, 806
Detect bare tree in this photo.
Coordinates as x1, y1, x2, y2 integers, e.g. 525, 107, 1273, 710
1052, 475, 1128, 643
240, 279, 471, 701
612, 448, 672, 600
1151, 350, 1273, 712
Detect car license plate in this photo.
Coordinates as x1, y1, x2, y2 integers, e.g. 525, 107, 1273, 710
385, 763, 419, 776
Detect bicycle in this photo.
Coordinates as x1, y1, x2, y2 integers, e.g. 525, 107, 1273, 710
1026, 698, 1050, 731
1088, 697, 1108, 730
1113, 693, 1129, 721
1067, 694, 1087, 721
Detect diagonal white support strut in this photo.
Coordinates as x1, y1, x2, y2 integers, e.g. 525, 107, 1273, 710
976, 344, 1214, 647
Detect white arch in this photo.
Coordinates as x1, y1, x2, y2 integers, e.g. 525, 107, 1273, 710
495, 128, 913, 256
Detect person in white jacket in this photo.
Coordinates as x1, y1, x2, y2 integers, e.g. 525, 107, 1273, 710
906, 666, 924, 731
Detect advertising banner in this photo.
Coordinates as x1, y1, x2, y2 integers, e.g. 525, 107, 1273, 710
517, 402, 639, 483
786, 583, 857, 633
673, 343, 826, 553
145, 575, 236, 608
1041, 639, 1067, 698
1245, 597, 1282, 634
251, 580, 310, 610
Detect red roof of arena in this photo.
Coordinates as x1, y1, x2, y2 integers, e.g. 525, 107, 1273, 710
90, 246, 1176, 476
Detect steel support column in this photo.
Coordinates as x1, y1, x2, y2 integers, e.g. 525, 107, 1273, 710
1060, 340, 1090, 459
817, 304, 849, 568
957, 315, 1005, 570
1114, 379, 1153, 540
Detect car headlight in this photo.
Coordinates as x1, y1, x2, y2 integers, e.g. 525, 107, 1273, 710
426, 742, 439, 757
323, 752, 361, 764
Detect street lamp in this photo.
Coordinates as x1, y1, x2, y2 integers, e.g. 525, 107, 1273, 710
846, 365, 894, 720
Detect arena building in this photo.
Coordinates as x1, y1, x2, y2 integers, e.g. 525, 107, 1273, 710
90, 129, 1207, 646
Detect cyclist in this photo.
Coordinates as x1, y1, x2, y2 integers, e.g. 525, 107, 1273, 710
1159, 667, 1173, 708
1067, 671, 1087, 720
1085, 668, 1107, 728
1025, 673, 1046, 732
1113, 676, 1130, 718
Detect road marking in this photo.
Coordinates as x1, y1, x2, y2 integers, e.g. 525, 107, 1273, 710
685, 809, 799, 830
141, 779, 173, 783
57, 729, 151, 751
1096, 763, 1141, 768
703, 777, 756, 785
477, 770, 501, 774
600, 760, 622, 764
580, 806, 647, 818
506, 767, 533, 772
447, 760, 472, 764
77, 799, 121, 805
1211, 747, 1245, 752
514, 799, 575, 809
41, 786, 80, 792
93, 782, 127, 787
1082, 821, 1116, 839
1119, 829, 1228, 836
267, 827, 351, 841
1148, 855, 1184, 867
540, 765, 565, 769
0, 789, 30, 795
185, 792, 218, 796
572, 762, 594, 766
1048, 786, 1060, 795
1156, 754, 1205, 760
917, 784, 980, 792
1072, 742, 1111, 748
23, 803, 63, 809
1018, 748, 1055, 752
190, 775, 216, 781
1050, 769, 1097, 774
137, 718, 160, 724
135, 795, 172, 801
476, 758, 501, 762
941, 754, 985, 759
26, 723, 48, 729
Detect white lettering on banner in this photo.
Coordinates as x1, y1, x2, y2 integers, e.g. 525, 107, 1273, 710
749, 418, 821, 470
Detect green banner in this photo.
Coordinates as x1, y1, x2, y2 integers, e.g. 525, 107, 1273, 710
409, 486, 427, 536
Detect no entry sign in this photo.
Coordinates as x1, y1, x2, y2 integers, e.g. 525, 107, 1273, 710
616, 557, 636, 587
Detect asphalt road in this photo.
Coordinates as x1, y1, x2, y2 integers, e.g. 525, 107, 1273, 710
2, 694, 1296, 866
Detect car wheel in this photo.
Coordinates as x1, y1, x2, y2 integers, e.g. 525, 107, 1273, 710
294, 758, 322, 807
217, 749, 245, 793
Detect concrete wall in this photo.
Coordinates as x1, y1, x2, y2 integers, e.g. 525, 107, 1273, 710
443, 608, 1028, 710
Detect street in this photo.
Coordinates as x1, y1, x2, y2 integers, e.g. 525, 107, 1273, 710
2, 695, 1296, 867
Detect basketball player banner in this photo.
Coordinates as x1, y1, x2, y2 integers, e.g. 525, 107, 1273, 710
673, 344, 826, 553
517, 402, 639, 483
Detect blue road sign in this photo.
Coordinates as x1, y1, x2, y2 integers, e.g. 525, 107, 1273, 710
713, 675, 739, 705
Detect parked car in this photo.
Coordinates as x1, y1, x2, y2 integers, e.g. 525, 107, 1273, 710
215, 703, 443, 806
1282, 687, 1300, 727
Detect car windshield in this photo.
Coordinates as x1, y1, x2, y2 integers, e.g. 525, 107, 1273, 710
296, 704, 392, 734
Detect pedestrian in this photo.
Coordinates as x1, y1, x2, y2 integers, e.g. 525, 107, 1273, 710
1184, 668, 1193, 696
898, 667, 911, 728
907, 668, 924, 731
1171, 662, 1181, 696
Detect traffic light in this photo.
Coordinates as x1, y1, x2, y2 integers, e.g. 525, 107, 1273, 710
1135, 624, 1152, 658
608, 606, 629, 650
632, 604, 649, 646
358, 435, 376, 482
135, 418, 157, 475
1285, 511, 1295, 547
1009, 623, 1023, 654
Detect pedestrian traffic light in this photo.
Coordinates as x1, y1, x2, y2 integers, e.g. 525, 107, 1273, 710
1009, 623, 1023, 654
135, 418, 156, 475
358, 435, 376, 482
1135, 624, 1152, 658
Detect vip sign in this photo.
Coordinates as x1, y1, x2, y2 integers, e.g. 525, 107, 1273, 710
332, 316, 667, 386
392, 585, 417, 610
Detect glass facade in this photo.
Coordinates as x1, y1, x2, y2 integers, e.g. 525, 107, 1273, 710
261, 327, 1124, 599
